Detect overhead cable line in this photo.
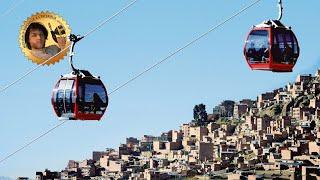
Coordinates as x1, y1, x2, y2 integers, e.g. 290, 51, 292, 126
0, 0, 26, 20
108, 0, 262, 96
0, 120, 67, 164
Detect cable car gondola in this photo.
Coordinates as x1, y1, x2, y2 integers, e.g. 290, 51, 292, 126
51, 34, 108, 120
52, 70, 108, 120
243, 0, 299, 72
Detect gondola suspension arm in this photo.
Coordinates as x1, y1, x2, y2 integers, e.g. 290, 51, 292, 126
278, 0, 283, 21
68, 34, 84, 74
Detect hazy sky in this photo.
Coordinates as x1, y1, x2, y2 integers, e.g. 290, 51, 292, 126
0, 0, 319, 178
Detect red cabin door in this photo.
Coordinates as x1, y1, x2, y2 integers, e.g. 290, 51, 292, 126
54, 78, 76, 119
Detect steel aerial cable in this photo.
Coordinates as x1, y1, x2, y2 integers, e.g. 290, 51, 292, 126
0, 0, 139, 94
0, 0, 26, 20
0, 120, 67, 164
0, 45, 72, 93
108, 0, 262, 96
82, 0, 138, 38
0, 0, 262, 165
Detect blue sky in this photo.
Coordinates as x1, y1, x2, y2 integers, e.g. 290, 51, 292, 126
0, 0, 319, 178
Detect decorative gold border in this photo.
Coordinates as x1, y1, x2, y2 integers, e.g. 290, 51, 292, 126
19, 11, 71, 65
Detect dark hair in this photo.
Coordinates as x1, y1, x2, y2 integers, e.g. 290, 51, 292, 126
25, 22, 48, 50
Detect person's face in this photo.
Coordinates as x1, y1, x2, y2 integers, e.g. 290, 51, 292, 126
28, 28, 46, 50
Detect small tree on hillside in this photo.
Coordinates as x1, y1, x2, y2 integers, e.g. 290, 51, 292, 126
193, 104, 208, 126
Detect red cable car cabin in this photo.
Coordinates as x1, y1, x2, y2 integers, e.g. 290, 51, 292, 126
51, 70, 108, 120
244, 20, 300, 72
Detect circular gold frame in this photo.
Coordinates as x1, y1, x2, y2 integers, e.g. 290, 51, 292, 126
19, 11, 71, 65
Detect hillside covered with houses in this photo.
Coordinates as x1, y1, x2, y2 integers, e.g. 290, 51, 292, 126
34, 70, 320, 180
